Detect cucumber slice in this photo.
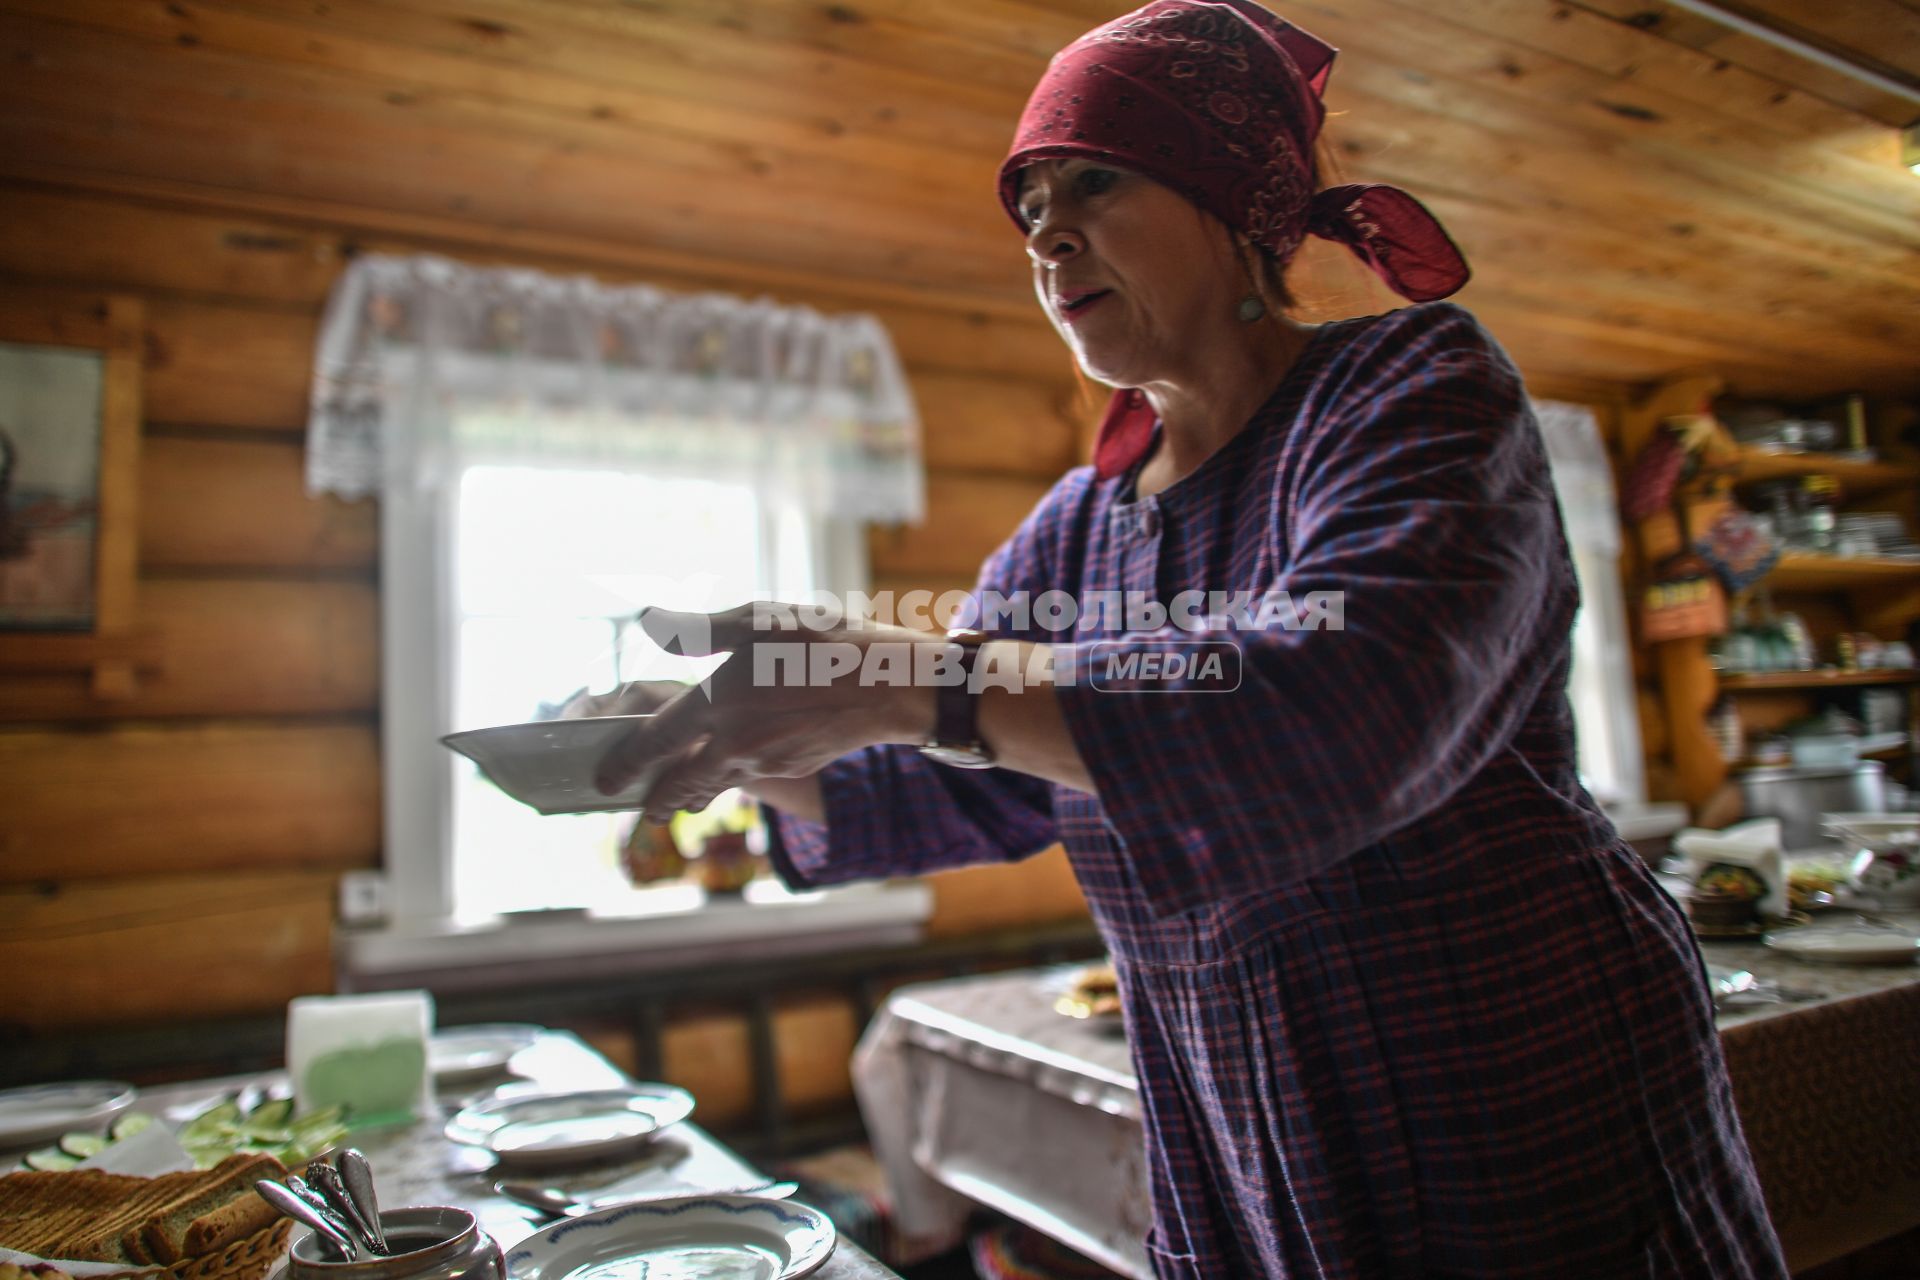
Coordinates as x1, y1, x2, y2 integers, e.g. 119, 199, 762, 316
180, 1099, 242, 1139
24, 1148, 79, 1171
291, 1106, 346, 1137
58, 1133, 106, 1158
247, 1098, 294, 1128
110, 1111, 154, 1141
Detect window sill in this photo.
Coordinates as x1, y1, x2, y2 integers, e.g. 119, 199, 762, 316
337, 880, 932, 994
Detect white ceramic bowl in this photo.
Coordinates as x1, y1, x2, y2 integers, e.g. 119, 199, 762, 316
441, 715, 662, 815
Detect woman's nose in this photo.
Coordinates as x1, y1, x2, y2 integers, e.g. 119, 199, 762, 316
1026, 224, 1085, 268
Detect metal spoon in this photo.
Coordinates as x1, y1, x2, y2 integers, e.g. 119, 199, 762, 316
286, 1174, 362, 1255
336, 1148, 393, 1256
494, 1178, 798, 1219
256, 1179, 357, 1259
308, 1161, 386, 1257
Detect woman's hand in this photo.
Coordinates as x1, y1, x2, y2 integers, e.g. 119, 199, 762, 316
550, 679, 688, 721
592, 603, 938, 824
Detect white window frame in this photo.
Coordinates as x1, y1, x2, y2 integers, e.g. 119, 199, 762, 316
1534, 399, 1687, 843
345, 469, 929, 979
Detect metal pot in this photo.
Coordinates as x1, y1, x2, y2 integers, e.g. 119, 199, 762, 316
289, 1208, 502, 1280
1734, 761, 1886, 849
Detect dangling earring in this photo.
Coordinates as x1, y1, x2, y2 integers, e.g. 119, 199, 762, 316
1237, 294, 1265, 323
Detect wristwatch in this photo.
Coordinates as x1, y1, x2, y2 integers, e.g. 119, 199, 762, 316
920, 628, 996, 769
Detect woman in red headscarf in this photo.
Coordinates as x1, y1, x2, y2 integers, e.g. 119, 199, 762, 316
588, 3, 1790, 1276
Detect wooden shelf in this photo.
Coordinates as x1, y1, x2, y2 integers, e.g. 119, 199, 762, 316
1767, 553, 1920, 591
1731, 735, 1913, 770
1731, 447, 1920, 500
1719, 670, 1920, 691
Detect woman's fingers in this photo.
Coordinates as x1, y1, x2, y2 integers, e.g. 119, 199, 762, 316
637, 601, 814, 658
643, 738, 753, 822
593, 683, 714, 796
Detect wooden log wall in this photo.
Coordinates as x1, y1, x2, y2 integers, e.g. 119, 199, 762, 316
0, 180, 1094, 1122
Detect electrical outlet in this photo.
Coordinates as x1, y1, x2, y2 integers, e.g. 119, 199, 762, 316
338, 871, 390, 926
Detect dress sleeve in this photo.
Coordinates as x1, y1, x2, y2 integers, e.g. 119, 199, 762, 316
1050, 304, 1578, 917
762, 480, 1081, 890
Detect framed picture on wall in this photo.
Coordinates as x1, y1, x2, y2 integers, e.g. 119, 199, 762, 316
0, 339, 108, 628
0, 290, 149, 695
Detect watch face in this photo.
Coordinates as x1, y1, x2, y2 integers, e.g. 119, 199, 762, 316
920, 743, 996, 770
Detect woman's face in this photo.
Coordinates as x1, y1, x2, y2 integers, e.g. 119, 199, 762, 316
1015, 158, 1244, 389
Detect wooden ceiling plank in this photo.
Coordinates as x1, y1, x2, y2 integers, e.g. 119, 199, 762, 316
1700, 0, 1920, 78
1567, 0, 1920, 124
0, 6, 1016, 258
256, 0, 1025, 154
0, 27, 1035, 303
1385, 0, 1903, 165
1323, 80, 1920, 293
507, 0, 1060, 99
1339, 0, 1915, 204
11, 2, 1904, 330
1284, 0, 1920, 242
145, 0, 1015, 189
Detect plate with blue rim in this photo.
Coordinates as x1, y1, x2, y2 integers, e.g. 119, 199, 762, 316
446, 1084, 695, 1169
504, 1192, 836, 1280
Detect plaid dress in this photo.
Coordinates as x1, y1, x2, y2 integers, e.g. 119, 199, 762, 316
767, 302, 1789, 1279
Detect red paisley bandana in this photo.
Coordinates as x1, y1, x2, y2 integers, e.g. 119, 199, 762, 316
999, 0, 1472, 477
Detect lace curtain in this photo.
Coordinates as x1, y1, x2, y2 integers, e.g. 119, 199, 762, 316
305, 253, 925, 523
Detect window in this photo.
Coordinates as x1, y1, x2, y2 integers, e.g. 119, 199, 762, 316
305, 254, 931, 962
1534, 400, 1647, 808
371, 452, 878, 937
449, 465, 821, 920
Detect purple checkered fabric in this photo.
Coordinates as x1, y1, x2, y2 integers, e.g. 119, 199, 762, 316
767, 302, 1788, 1279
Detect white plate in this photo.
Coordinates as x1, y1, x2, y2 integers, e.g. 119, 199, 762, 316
431, 1023, 544, 1082
1820, 813, 1920, 850
442, 716, 662, 816
445, 1085, 695, 1168
0, 1081, 136, 1150
1762, 925, 1920, 965
505, 1193, 836, 1280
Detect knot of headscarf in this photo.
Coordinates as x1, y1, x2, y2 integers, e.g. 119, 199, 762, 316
998, 0, 1472, 476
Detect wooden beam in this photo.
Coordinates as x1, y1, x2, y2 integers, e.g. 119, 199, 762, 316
142, 434, 378, 572
0, 577, 379, 721
0, 872, 336, 1029
1567, 0, 1920, 126
0, 720, 380, 881
869, 473, 1053, 579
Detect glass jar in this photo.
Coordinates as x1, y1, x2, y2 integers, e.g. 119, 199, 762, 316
1799, 476, 1839, 554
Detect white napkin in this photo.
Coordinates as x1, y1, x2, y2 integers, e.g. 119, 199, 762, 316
1675, 818, 1788, 918
75, 1115, 192, 1176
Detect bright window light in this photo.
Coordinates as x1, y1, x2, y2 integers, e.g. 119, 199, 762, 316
448, 465, 807, 920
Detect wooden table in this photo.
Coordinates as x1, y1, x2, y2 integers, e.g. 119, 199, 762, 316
137, 1032, 901, 1279
856, 915, 1920, 1278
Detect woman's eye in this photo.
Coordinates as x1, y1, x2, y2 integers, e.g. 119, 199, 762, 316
1019, 168, 1117, 228
1076, 168, 1118, 196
